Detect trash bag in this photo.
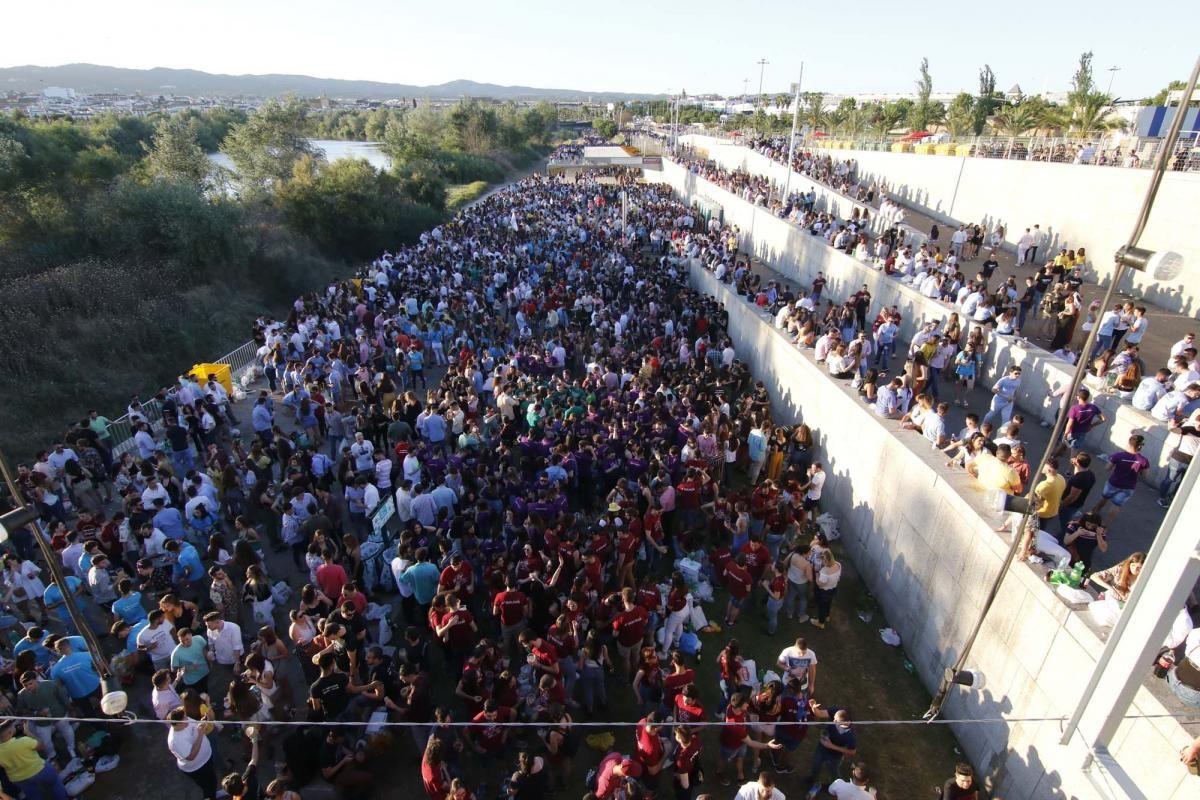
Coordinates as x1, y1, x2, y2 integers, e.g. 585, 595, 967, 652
585, 732, 615, 751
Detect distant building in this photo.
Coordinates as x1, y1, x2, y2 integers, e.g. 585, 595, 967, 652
42, 86, 76, 100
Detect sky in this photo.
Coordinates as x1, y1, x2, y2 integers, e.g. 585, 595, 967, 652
3, 0, 1195, 98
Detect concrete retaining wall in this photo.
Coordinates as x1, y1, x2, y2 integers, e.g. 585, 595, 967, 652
687, 262, 1195, 799
648, 159, 1179, 488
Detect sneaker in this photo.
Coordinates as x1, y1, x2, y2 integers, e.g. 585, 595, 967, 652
1157, 498, 1171, 508
810, 619, 825, 629
796, 614, 810, 623
807, 787, 820, 799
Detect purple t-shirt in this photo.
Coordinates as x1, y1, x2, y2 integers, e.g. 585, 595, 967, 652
1107, 450, 1149, 490
1067, 402, 1103, 435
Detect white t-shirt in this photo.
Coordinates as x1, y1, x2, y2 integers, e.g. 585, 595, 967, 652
136, 623, 176, 665
735, 783, 785, 800
806, 470, 826, 501
777, 646, 818, 680
829, 779, 874, 800
167, 722, 212, 772
152, 685, 182, 720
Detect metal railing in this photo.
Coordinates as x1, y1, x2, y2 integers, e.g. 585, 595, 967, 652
105, 338, 260, 457
663, 125, 1200, 171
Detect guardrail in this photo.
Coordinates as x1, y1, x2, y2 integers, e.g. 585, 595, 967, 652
106, 338, 259, 457
650, 126, 1200, 171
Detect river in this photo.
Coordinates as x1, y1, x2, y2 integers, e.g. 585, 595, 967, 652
207, 139, 390, 172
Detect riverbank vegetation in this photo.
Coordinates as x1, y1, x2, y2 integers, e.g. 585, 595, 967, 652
0, 98, 553, 456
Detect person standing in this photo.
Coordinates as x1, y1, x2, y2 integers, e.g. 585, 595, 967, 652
806, 704, 857, 798
982, 366, 1022, 429
166, 708, 219, 800
0, 719, 69, 800
1029, 224, 1047, 264
15, 672, 77, 765
1016, 228, 1033, 265
1093, 434, 1149, 521
811, 551, 842, 629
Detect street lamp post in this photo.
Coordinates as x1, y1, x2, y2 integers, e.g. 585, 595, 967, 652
782, 62, 805, 203
756, 59, 770, 109
1106, 66, 1121, 97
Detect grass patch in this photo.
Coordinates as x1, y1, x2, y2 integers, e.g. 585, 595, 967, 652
446, 181, 490, 210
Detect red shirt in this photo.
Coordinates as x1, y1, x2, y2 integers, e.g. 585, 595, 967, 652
674, 737, 702, 772
720, 707, 750, 748
724, 562, 753, 599
616, 532, 639, 559
635, 586, 661, 614
710, 546, 733, 582
421, 757, 449, 800
635, 719, 665, 767
316, 563, 348, 599
471, 707, 514, 753
676, 480, 700, 509
439, 562, 474, 600
740, 542, 770, 580
674, 693, 705, 723
545, 624, 576, 658
613, 606, 649, 647
441, 609, 475, 652
666, 588, 688, 613
492, 590, 528, 626
662, 668, 695, 706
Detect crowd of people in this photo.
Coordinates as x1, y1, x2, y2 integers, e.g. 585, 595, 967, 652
0, 172, 956, 800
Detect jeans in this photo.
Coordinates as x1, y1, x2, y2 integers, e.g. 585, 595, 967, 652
807, 747, 844, 791
560, 655, 579, 701
928, 368, 940, 400
580, 663, 606, 712
1159, 459, 1189, 502
766, 595, 784, 635
785, 580, 810, 620
765, 532, 784, 560
14, 763, 69, 800
328, 434, 344, 461
814, 586, 837, 623
172, 447, 195, 476
982, 400, 1014, 429
1168, 667, 1200, 708
875, 341, 895, 371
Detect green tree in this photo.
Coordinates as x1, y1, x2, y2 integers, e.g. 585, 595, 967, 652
946, 93, 976, 137
221, 98, 316, 193
395, 159, 447, 210
277, 156, 442, 261
801, 92, 826, 130
592, 118, 618, 139
989, 101, 1043, 136
1070, 93, 1121, 134
1069, 52, 1096, 109
908, 57, 936, 131
1149, 80, 1189, 106
974, 65, 1000, 135
142, 115, 210, 185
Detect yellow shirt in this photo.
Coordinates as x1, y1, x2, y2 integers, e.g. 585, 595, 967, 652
0, 735, 45, 782
974, 453, 1021, 494
1035, 473, 1067, 519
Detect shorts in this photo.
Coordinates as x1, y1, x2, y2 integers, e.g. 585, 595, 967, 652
803, 497, 820, 511
728, 594, 750, 611
1064, 434, 1085, 450
719, 743, 747, 762
1102, 482, 1134, 506
957, 376, 976, 389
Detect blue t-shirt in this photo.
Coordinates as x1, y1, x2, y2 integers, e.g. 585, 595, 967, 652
402, 562, 441, 604
171, 636, 210, 685
13, 638, 51, 669
43, 576, 84, 621
409, 350, 424, 371
112, 592, 148, 624
50, 651, 101, 699
126, 620, 149, 654
176, 545, 205, 582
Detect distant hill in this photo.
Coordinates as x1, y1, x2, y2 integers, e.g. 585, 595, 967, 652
0, 63, 665, 102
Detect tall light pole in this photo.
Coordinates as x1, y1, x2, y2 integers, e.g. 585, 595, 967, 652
756, 59, 770, 108
782, 62, 805, 202
1106, 65, 1121, 97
